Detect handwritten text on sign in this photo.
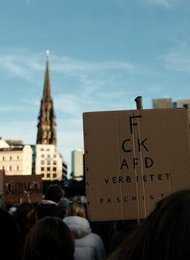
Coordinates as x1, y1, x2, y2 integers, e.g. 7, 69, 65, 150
102, 115, 171, 201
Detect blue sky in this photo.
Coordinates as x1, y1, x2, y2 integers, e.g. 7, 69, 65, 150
0, 0, 190, 173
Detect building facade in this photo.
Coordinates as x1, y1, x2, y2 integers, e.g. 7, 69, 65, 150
71, 149, 84, 181
35, 144, 64, 181
152, 98, 173, 109
152, 98, 190, 109
175, 99, 190, 109
0, 138, 32, 176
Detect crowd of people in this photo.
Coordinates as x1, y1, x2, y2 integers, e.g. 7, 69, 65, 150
1, 183, 190, 259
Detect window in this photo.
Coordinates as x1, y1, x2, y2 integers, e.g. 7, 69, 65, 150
42, 173, 44, 178
2, 156, 5, 161
41, 160, 45, 165
16, 165, 19, 171
17, 156, 19, 160
41, 167, 44, 171
40, 148, 44, 151
10, 156, 12, 160
47, 167, 50, 171
53, 173, 57, 178
53, 167, 57, 172
47, 160, 51, 165
183, 104, 189, 109
41, 154, 44, 158
47, 154, 51, 158
47, 148, 50, 151
53, 154, 56, 158
9, 166, 12, 171
47, 173, 50, 178
53, 161, 57, 165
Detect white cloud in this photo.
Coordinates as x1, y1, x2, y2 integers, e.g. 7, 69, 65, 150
145, 0, 169, 7
163, 42, 190, 72
0, 105, 29, 112
0, 49, 137, 82
21, 0, 30, 6
0, 48, 138, 122
55, 94, 81, 116
0, 120, 36, 144
144, 0, 179, 8
51, 55, 136, 75
0, 51, 43, 82
165, 54, 190, 72
0, 56, 32, 81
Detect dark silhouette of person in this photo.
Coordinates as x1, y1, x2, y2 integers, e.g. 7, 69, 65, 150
108, 189, 190, 260
24, 216, 75, 260
0, 208, 22, 260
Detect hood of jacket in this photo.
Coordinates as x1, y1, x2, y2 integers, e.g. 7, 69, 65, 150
63, 216, 91, 239
41, 199, 58, 205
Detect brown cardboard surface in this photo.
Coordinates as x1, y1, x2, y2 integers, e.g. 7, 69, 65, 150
83, 109, 190, 221
4, 175, 42, 204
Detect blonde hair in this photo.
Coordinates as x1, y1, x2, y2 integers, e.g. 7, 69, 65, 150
71, 202, 87, 218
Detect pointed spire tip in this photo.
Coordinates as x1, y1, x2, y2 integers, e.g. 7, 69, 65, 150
46, 50, 50, 58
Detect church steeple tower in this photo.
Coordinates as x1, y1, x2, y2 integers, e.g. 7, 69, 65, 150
36, 51, 57, 145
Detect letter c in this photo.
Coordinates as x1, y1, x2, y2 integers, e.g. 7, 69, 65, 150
122, 139, 132, 152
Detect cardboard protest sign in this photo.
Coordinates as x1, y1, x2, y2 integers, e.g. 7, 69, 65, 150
4, 175, 42, 204
83, 108, 190, 221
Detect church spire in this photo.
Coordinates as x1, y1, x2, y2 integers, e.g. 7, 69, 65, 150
43, 50, 51, 101
36, 51, 57, 145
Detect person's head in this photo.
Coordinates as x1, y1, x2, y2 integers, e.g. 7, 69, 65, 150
15, 202, 34, 223
70, 202, 87, 218
109, 189, 190, 260
44, 184, 64, 203
0, 208, 22, 260
58, 197, 71, 218
36, 202, 63, 219
24, 217, 75, 260
14, 202, 34, 241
